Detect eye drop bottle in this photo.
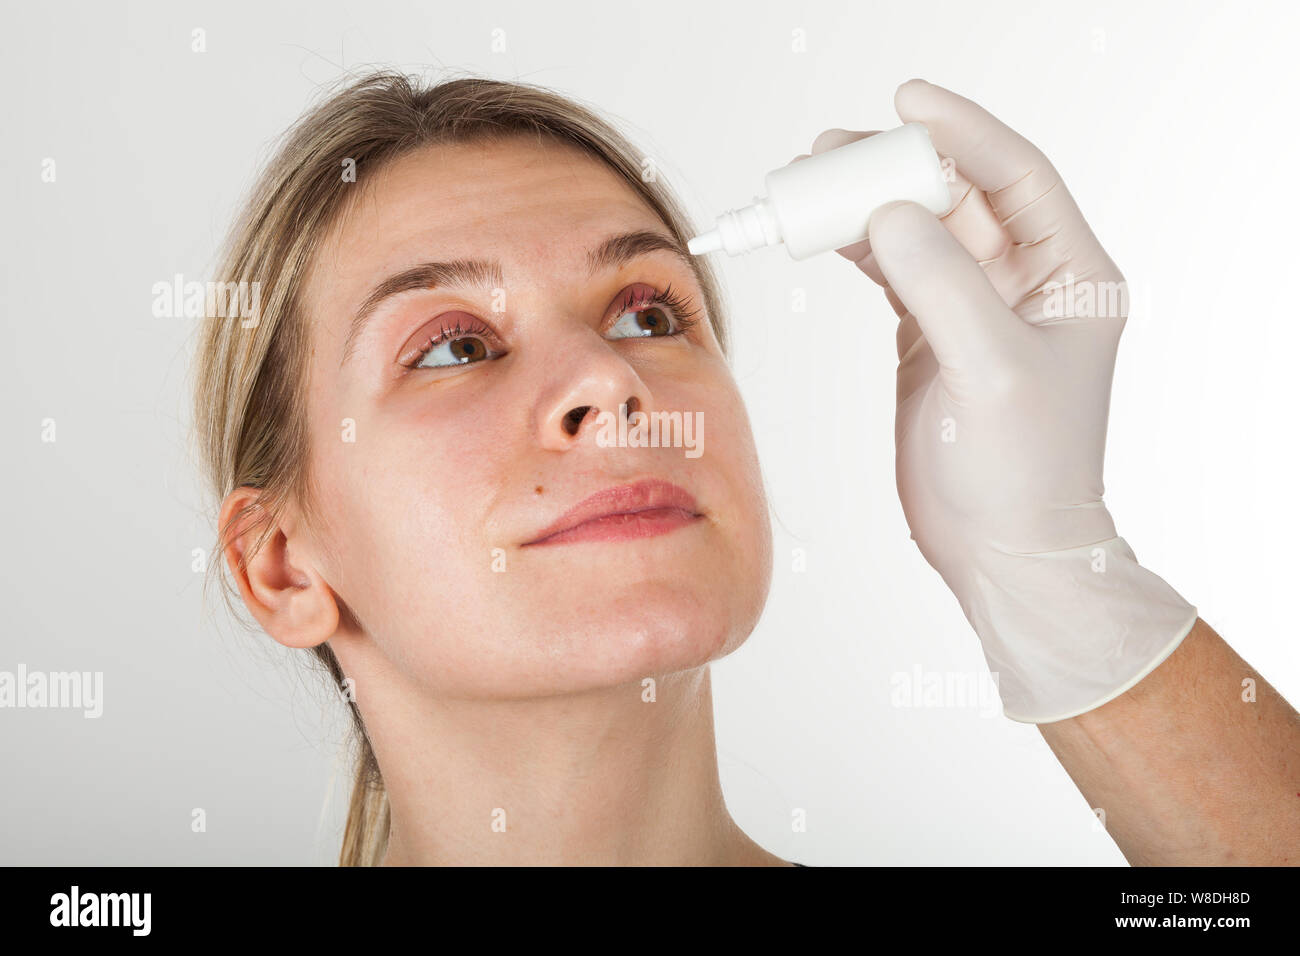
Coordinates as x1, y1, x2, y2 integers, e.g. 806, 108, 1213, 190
687, 122, 952, 260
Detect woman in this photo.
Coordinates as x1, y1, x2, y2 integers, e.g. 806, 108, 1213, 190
191, 71, 1299, 866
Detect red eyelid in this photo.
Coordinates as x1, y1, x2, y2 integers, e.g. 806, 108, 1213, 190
426, 312, 496, 343
417, 284, 668, 341
414, 281, 653, 342
398, 311, 502, 368
399, 282, 692, 368
614, 282, 664, 309
417, 312, 499, 347
604, 282, 678, 327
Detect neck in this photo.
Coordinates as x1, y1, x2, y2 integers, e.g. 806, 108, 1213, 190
339, 653, 783, 866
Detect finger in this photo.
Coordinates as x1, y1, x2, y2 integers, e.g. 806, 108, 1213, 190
811, 127, 881, 154
937, 169, 1009, 263
854, 249, 887, 286
815, 128, 1007, 272
895, 78, 1093, 251
868, 200, 1024, 377
896, 314, 937, 405
805, 126, 1013, 298
896, 309, 922, 360
838, 235, 873, 266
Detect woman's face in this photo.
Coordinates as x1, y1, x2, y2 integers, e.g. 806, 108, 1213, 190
296, 136, 772, 699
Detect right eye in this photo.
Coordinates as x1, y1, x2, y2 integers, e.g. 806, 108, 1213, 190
401, 315, 506, 370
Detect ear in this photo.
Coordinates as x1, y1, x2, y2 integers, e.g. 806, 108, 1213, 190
218, 487, 339, 649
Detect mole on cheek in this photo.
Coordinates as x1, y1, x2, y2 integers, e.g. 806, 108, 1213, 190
534, 485, 544, 495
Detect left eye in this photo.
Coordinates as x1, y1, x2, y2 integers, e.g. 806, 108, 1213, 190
606, 304, 677, 339
416, 335, 500, 368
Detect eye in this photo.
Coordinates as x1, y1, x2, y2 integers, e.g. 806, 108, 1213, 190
401, 314, 505, 370
604, 282, 701, 340
607, 305, 674, 338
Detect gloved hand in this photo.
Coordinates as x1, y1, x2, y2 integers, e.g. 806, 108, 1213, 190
806, 80, 1198, 722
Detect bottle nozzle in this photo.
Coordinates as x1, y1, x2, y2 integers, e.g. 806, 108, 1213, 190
686, 198, 781, 257
687, 230, 723, 255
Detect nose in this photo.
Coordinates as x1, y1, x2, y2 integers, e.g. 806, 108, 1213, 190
535, 341, 652, 451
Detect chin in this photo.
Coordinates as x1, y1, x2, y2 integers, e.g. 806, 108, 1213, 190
387, 533, 772, 700
495, 574, 760, 697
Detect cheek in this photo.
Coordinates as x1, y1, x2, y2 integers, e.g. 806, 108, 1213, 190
312, 393, 515, 668
661, 367, 773, 614
713, 384, 774, 601
334, 397, 507, 541
676, 367, 769, 527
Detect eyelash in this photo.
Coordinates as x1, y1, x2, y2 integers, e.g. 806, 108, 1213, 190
611, 281, 702, 338
400, 315, 498, 370
399, 282, 703, 370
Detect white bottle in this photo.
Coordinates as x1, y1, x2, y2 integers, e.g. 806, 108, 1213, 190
687, 123, 952, 260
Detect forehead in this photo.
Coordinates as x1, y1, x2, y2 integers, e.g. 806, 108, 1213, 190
313, 136, 659, 289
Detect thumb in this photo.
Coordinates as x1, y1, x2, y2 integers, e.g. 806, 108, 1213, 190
867, 200, 1023, 377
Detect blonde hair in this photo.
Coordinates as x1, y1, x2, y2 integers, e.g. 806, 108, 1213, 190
190, 69, 731, 866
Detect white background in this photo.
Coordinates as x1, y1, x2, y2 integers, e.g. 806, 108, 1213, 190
3, 0, 1297, 864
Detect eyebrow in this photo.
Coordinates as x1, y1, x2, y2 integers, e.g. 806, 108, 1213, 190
339, 229, 697, 368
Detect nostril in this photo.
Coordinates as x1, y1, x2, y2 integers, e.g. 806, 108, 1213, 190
562, 405, 593, 436
624, 396, 639, 416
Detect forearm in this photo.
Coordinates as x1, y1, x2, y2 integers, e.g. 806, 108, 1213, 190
1036, 616, 1300, 865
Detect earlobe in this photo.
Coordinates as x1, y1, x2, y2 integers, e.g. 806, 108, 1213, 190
218, 488, 339, 649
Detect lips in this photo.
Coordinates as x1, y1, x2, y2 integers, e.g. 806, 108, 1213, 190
521, 478, 703, 547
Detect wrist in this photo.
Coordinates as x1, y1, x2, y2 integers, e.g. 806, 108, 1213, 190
950, 535, 1198, 723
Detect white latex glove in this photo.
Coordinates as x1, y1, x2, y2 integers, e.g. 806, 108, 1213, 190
808, 80, 1198, 723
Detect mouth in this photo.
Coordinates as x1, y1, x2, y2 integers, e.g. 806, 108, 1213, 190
520, 478, 704, 548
